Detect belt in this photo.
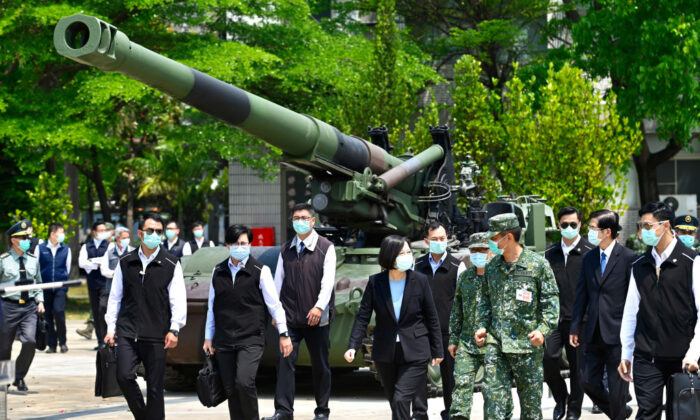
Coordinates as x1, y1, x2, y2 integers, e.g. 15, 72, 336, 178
1, 297, 33, 305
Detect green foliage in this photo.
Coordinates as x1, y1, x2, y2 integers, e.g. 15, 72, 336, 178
10, 173, 78, 240
452, 57, 642, 218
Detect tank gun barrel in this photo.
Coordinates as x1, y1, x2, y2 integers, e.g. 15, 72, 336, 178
372, 145, 445, 192
53, 14, 404, 176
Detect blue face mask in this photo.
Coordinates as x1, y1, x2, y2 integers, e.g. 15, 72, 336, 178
193, 229, 204, 238
98, 232, 110, 241
18, 239, 31, 252
120, 239, 130, 249
561, 226, 579, 240
229, 245, 250, 261
165, 230, 176, 240
679, 234, 696, 248
587, 229, 602, 246
142, 233, 162, 250
429, 240, 448, 254
470, 252, 488, 268
57, 233, 66, 243
641, 226, 663, 247
488, 236, 505, 256
394, 254, 413, 271
293, 220, 312, 235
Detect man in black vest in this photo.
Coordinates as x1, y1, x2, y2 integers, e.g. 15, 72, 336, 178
38, 222, 72, 354
412, 220, 466, 420
263, 203, 336, 420
78, 220, 111, 349
203, 224, 292, 420
182, 221, 214, 256
570, 209, 635, 420
618, 201, 700, 420
104, 213, 187, 420
544, 206, 593, 420
163, 221, 185, 258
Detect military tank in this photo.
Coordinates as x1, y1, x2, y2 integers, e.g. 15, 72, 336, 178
53, 14, 558, 392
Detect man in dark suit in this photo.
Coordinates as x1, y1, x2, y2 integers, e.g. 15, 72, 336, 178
570, 209, 635, 420
544, 206, 593, 420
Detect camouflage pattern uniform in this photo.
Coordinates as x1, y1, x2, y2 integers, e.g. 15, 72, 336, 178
476, 213, 560, 420
625, 233, 648, 255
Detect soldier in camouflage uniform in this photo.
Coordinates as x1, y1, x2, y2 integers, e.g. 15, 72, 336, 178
474, 213, 559, 420
448, 232, 513, 419
624, 224, 648, 255
673, 214, 700, 252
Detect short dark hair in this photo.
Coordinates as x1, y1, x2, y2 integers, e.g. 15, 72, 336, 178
48, 223, 64, 234
589, 209, 622, 238
507, 227, 522, 242
166, 221, 178, 229
557, 206, 581, 222
143, 212, 165, 229
378, 235, 411, 271
423, 220, 447, 238
291, 202, 314, 217
191, 221, 204, 230
639, 201, 675, 222
225, 224, 253, 245
92, 220, 105, 231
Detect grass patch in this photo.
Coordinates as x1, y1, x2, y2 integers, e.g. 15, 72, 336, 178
66, 280, 91, 320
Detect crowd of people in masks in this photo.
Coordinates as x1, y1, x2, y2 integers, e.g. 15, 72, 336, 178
1, 200, 699, 420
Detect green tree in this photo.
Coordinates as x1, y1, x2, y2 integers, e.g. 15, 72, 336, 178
549, 0, 700, 202
452, 56, 641, 218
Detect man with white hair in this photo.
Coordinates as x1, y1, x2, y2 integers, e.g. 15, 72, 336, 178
101, 226, 134, 285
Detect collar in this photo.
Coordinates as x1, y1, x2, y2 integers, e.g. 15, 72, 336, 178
194, 237, 204, 245
168, 237, 179, 245
561, 236, 581, 254
47, 240, 62, 250
494, 248, 530, 270
652, 237, 677, 266
138, 245, 160, 264
115, 245, 128, 256
228, 256, 248, 272
290, 230, 319, 251
429, 252, 447, 268
9, 248, 24, 261
599, 239, 616, 258
93, 238, 103, 248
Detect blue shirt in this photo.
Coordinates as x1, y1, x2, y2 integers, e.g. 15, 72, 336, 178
389, 276, 406, 342
428, 253, 447, 274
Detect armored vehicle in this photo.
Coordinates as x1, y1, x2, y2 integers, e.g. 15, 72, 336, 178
53, 14, 558, 392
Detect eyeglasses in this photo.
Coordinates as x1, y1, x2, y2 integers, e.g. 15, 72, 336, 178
640, 221, 667, 231
143, 228, 164, 235
560, 222, 578, 229
588, 225, 601, 232
292, 216, 313, 222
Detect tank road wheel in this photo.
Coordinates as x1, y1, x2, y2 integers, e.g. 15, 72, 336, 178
426, 364, 443, 398
164, 364, 197, 392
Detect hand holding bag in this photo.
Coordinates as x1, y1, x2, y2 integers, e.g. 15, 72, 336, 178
196, 351, 226, 407
95, 345, 122, 398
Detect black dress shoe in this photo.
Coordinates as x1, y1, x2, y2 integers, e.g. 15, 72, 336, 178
565, 414, 580, 420
60, 344, 69, 353
625, 405, 633, 418
13, 378, 28, 391
46, 347, 56, 353
553, 403, 566, 420
262, 413, 293, 420
313, 415, 328, 420
591, 404, 603, 414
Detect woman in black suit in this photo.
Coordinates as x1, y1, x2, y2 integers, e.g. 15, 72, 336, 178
344, 235, 443, 420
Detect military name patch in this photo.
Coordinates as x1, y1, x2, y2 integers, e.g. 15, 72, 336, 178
516, 289, 532, 303
513, 270, 534, 276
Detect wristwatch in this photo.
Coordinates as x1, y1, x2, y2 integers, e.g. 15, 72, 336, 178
280, 331, 290, 338
169, 329, 179, 337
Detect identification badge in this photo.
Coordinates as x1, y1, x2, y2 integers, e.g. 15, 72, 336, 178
516, 289, 532, 303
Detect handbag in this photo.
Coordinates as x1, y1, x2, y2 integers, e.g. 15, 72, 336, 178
196, 352, 227, 407
35, 314, 48, 351
668, 367, 700, 420
95, 345, 122, 398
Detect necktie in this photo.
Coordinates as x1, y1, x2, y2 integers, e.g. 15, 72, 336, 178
18, 256, 30, 303
298, 241, 305, 256
600, 252, 607, 276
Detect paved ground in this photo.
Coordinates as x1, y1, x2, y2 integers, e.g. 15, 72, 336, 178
3, 321, 641, 419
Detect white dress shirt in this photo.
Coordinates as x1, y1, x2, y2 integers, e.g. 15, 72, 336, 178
273, 230, 336, 326
204, 256, 287, 340
182, 238, 215, 256
620, 238, 700, 362
561, 235, 582, 265
105, 246, 187, 334
78, 239, 113, 273
428, 252, 467, 285
46, 240, 72, 275
166, 237, 179, 251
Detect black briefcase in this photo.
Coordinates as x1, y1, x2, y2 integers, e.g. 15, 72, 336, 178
668, 367, 700, 420
95, 345, 122, 398
35, 314, 48, 351
196, 352, 226, 407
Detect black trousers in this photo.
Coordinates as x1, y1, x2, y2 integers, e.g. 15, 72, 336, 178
412, 333, 453, 420
580, 330, 628, 420
0, 300, 37, 380
44, 288, 67, 348
217, 344, 264, 420
88, 287, 108, 346
274, 325, 331, 416
116, 336, 167, 420
543, 320, 584, 416
376, 343, 429, 420
633, 355, 682, 420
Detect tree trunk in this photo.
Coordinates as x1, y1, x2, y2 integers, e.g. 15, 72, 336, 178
86, 175, 95, 224
90, 150, 112, 222
633, 128, 683, 204
126, 173, 134, 234
64, 162, 81, 277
